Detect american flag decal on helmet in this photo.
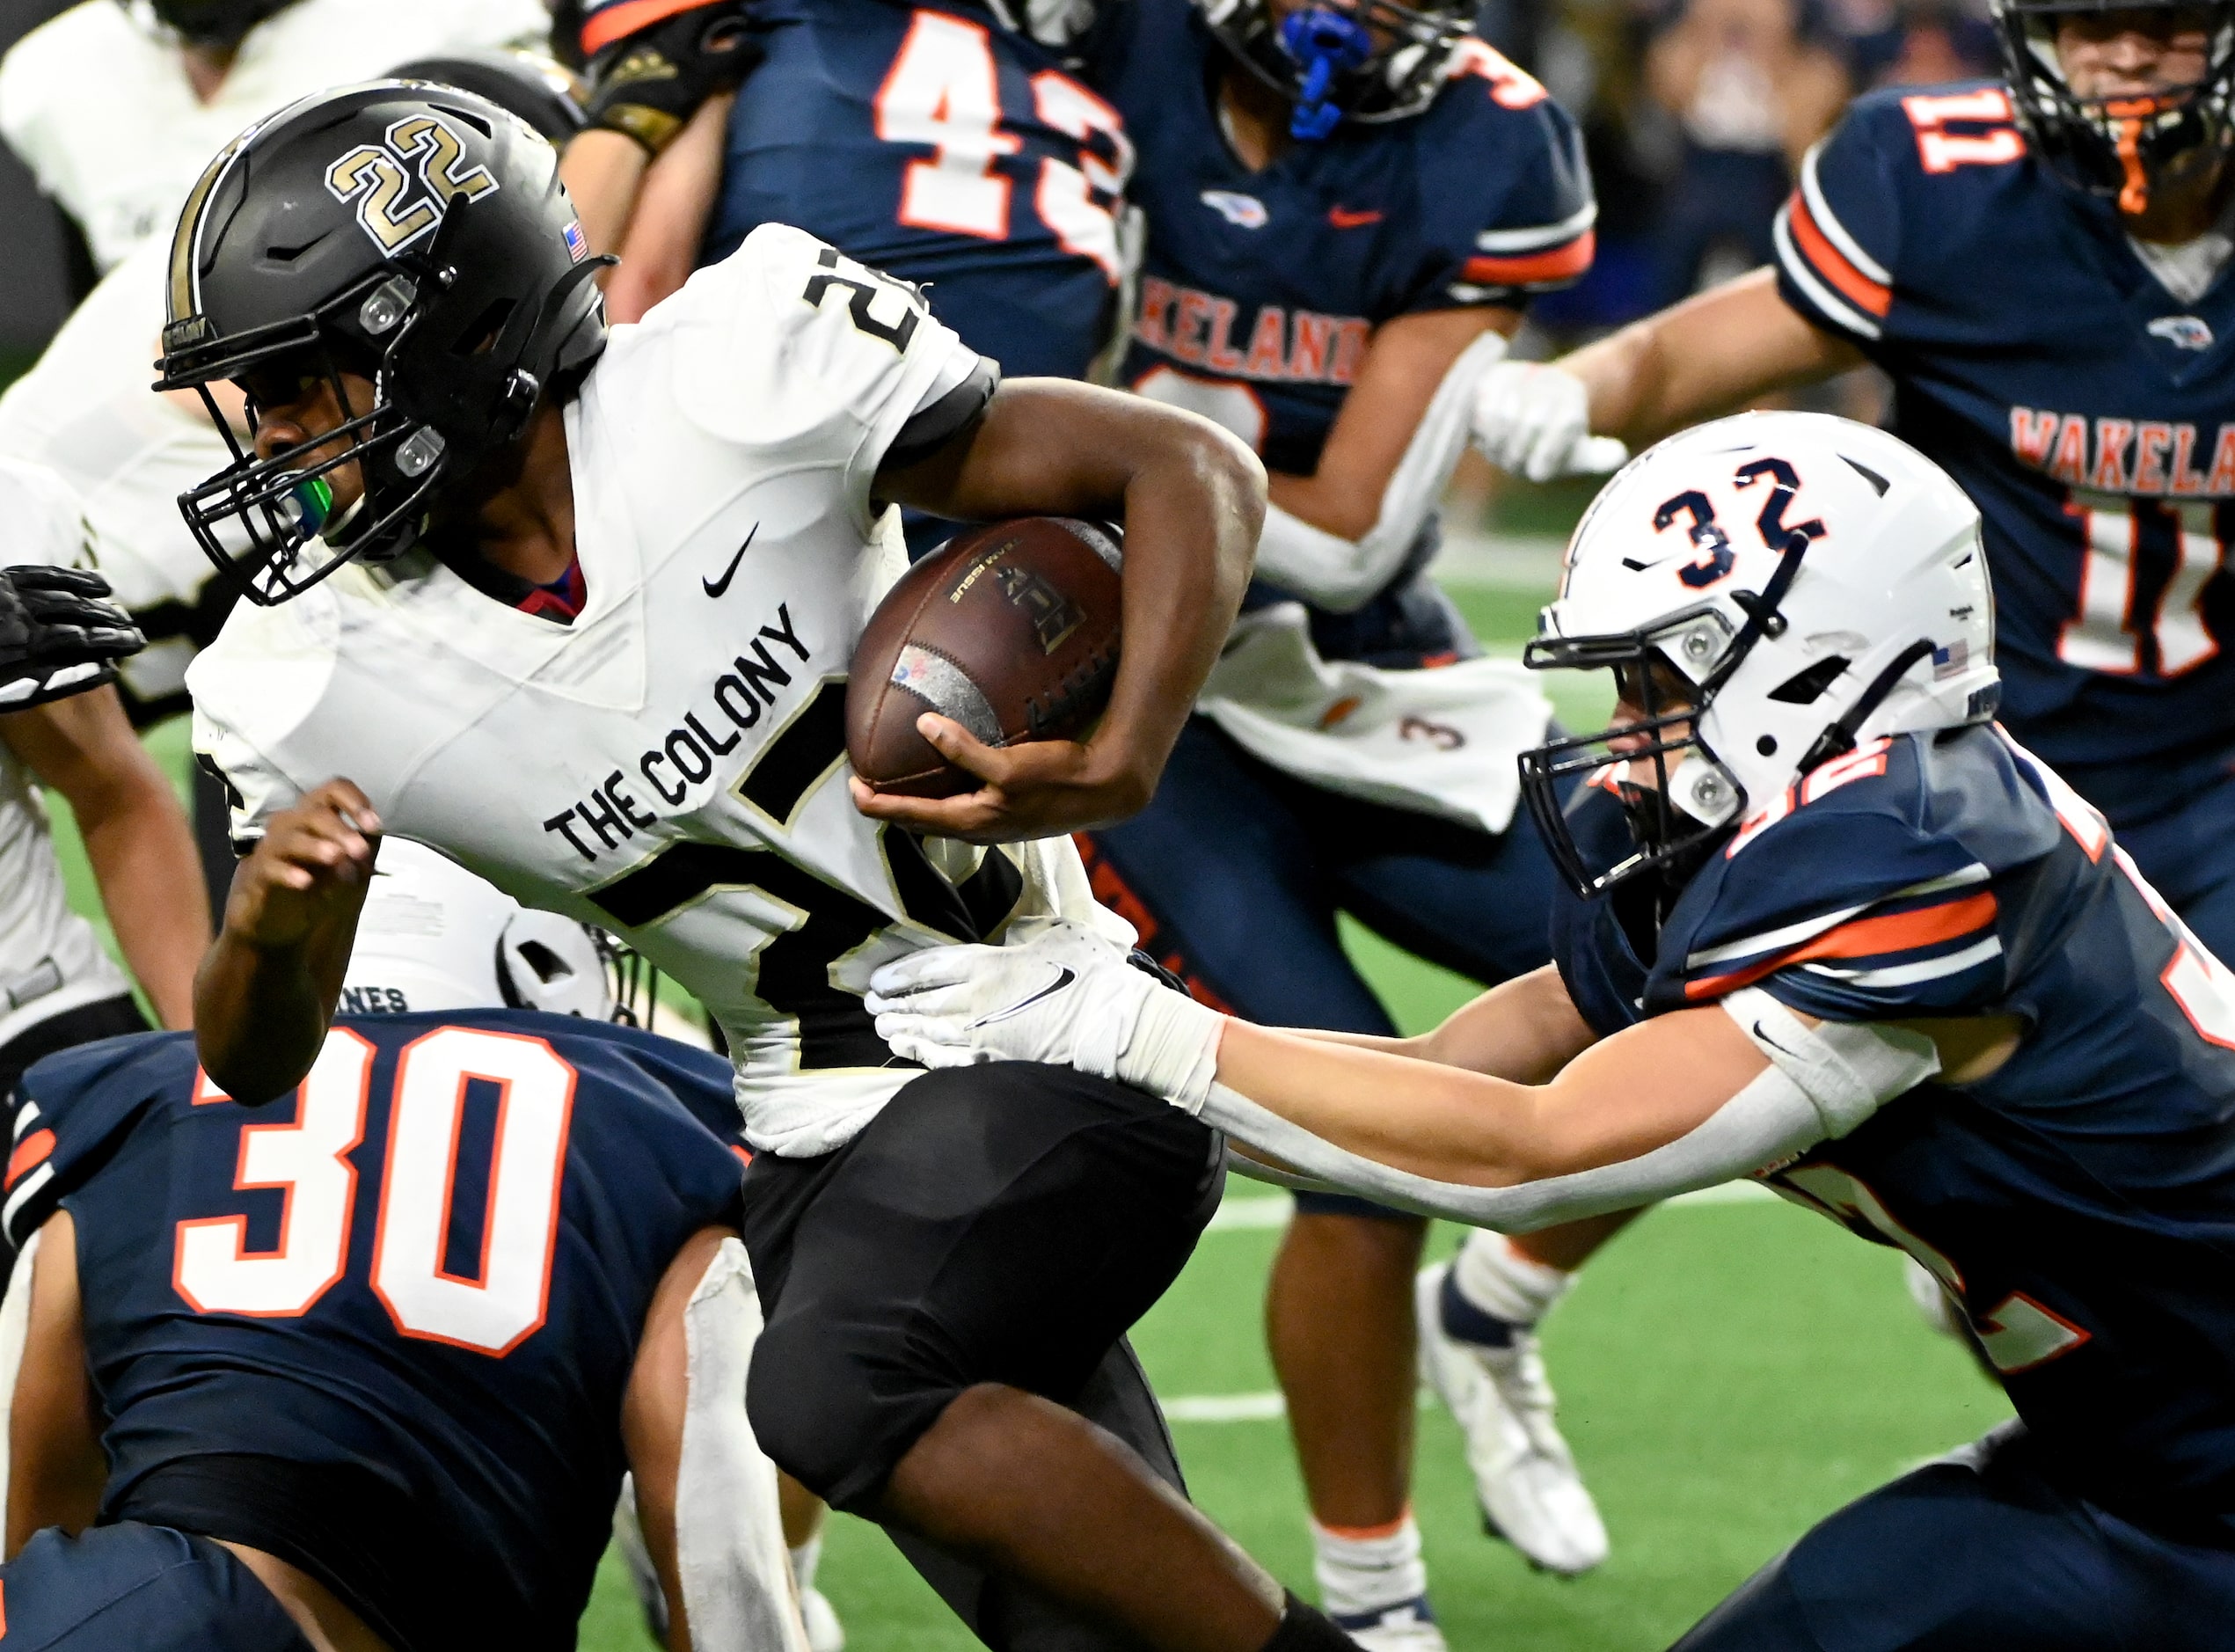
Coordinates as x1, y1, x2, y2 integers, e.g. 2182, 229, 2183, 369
564, 221, 588, 262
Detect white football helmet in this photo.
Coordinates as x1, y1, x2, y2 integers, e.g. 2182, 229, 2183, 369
1518, 412, 1998, 897
342, 837, 615, 1019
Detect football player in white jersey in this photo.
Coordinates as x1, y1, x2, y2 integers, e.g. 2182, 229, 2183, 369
0, 43, 605, 925
0, 0, 547, 279
163, 80, 1362, 1652
0, 457, 207, 1111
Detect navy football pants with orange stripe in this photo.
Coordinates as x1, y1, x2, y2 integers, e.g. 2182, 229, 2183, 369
0, 1524, 310, 1649
1674, 1422, 2235, 1650
1083, 718, 1568, 1217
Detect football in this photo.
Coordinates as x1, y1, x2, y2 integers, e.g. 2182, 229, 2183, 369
847, 516, 1125, 797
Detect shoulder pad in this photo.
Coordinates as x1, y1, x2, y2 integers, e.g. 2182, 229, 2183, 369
1411, 50, 1596, 307
663, 225, 953, 449
1777, 80, 2023, 343
1662, 736, 2007, 1016
7, 1033, 190, 1252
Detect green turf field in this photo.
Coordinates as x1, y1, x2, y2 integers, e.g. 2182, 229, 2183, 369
44, 574, 2012, 1651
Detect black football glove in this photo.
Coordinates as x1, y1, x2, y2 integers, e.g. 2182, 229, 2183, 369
581, 0, 762, 155
0, 566, 145, 712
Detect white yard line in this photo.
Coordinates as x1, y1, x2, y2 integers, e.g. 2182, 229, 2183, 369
1164, 1393, 1290, 1422
1207, 1180, 1774, 1232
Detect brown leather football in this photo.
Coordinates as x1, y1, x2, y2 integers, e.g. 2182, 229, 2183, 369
847, 516, 1124, 798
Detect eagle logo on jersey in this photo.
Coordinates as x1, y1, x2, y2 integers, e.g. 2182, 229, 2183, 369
2147, 314, 2216, 352
1201, 190, 1270, 229
325, 113, 500, 255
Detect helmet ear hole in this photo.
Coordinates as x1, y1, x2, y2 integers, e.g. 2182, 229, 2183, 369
513, 939, 573, 984
453, 298, 516, 356
1767, 655, 1852, 705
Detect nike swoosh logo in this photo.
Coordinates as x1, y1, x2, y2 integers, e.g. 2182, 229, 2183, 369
1328, 207, 1383, 229
1753, 1020, 1794, 1057
971, 967, 1077, 1028
703, 523, 758, 597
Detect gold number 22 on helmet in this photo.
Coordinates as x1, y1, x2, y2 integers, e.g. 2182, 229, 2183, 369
325, 113, 501, 255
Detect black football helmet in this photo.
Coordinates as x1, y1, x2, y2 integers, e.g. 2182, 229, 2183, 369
1196, 0, 1476, 138
1992, 0, 2235, 211
142, 0, 298, 50
156, 83, 610, 605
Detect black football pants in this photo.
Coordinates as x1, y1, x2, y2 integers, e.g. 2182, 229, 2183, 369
738, 1061, 1223, 1652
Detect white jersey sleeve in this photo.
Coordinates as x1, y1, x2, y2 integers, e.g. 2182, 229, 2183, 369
664, 225, 990, 537
0, 455, 94, 574
187, 600, 331, 849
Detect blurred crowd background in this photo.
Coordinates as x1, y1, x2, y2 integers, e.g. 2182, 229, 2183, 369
0, 0, 1983, 460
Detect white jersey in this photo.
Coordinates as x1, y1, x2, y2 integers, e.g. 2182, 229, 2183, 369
0, 0, 547, 273
0, 457, 134, 1052
190, 226, 1133, 1156
0, 238, 231, 712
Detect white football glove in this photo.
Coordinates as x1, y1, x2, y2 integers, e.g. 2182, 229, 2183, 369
866, 917, 1225, 1113
1469, 362, 1629, 482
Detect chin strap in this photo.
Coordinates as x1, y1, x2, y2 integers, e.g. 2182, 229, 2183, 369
1280, 9, 1372, 140
1794, 637, 1935, 776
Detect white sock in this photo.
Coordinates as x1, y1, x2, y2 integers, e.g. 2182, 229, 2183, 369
790, 1535, 823, 1595
1450, 1231, 1573, 1331
1311, 1513, 1428, 1619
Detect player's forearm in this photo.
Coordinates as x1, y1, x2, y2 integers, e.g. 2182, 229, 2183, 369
1214, 1021, 1553, 1187
193, 925, 346, 1102
559, 128, 653, 264
604, 95, 734, 324
1211, 998, 1763, 1190
77, 771, 210, 1029
1409, 965, 1599, 1084
1094, 420, 1264, 802
1563, 269, 1859, 449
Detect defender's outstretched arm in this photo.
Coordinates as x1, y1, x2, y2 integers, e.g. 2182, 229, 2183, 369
866, 922, 1957, 1227
1473, 271, 1866, 480
1566, 270, 1866, 453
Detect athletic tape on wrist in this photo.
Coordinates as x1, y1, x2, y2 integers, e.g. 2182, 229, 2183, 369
1721, 989, 1940, 1139
1117, 984, 1223, 1113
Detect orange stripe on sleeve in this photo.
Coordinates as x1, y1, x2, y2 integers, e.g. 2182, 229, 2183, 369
1786, 195, 1891, 318
5, 1129, 55, 1190
1462, 230, 1595, 288
1685, 891, 1998, 1000
581, 0, 712, 56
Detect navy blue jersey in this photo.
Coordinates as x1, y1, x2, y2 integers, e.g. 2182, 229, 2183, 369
1776, 84, 2235, 800
1090, 0, 1590, 655
3, 1012, 747, 1652
703, 0, 1128, 380
1551, 727, 2235, 1532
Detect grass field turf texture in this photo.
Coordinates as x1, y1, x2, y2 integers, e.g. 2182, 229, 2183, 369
48, 574, 2013, 1651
